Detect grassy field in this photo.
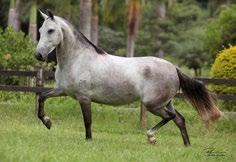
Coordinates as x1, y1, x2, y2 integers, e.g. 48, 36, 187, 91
0, 93, 235, 162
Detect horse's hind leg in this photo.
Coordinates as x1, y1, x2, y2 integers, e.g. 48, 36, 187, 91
37, 88, 66, 129
166, 102, 191, 146
146, 107, 176, 144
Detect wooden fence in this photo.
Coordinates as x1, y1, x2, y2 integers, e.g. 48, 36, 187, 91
0, 68, 236, 128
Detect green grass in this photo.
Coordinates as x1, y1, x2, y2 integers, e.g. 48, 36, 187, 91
0, 93, 235, 162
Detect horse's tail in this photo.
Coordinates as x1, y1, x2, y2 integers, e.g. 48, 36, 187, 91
176, 68, 223, 125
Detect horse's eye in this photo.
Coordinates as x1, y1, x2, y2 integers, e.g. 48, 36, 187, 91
48, 29, 54, 34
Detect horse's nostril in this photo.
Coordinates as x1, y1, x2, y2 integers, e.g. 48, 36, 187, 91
35, 53, 44, 61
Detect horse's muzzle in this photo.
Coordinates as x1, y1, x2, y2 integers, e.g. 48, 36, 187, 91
35, 52, 44, 61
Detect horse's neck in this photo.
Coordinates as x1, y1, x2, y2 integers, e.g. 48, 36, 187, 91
56, 42, 72, 70
56, 19, 99, 71
56, 34, 96, 71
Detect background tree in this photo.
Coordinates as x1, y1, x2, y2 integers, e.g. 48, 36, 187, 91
0, 0, 10, 28
204, 4, 236, 60
0, 0, 235, 77
91, 0, 99, 45
8, 0, 21, 31
100, 0, 142, 57
28, 1, 37, 42
79, 0, 92, 40
135, 0, 209, 75
156, 0, 167, 58
99, 0, 125, 30
127, 0, 141, 57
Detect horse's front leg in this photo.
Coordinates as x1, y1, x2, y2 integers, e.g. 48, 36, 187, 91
37, 88, 66, 129
78, 96, 92, 140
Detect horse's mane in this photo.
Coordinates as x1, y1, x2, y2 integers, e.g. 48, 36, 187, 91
77, 30, 105, 54
60, 18, 105, 55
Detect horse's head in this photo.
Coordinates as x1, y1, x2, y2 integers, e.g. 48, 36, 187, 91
35, 10, 62, 62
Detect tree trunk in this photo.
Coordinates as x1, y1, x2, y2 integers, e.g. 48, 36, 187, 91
80, 0, 92, 40
157, 1, 166, 58
140, 103, 147, 129
8, 0, 21, 31
91, 16, 98, 45
158, 48, 164, 58
167, 0, 176, 8
194, 68, 198, 77
126, 0, 140, 57
127, 34, 135, 57
29, 2, 37, 42
91, 0, 99, 45
157, 1, 166, 18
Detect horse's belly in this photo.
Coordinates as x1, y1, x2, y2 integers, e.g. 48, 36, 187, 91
90, 85, 139, 105
91, 94, 139, 105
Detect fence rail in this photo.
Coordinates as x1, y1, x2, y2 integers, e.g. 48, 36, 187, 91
195, 77, 236, 86
0, 70, 37, 77
0, 85, 52, 93
0, 70, 54, 78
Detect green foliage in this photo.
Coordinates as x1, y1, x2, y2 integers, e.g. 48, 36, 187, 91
204, 4, 236, 59
99, 0, 126, 30
169, 1, 204, 25
0, 27, 36, 70
99, 26, 126, 56
0, 0, 234, 77
167, 2, 209, 73
0, 0, 9, 28
211, 46, 236, 93
138, 1, 210, 74
210, 46, 236, 111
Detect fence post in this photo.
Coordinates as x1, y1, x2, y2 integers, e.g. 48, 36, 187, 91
140, 103, 147, 129
35, 66, 44, 116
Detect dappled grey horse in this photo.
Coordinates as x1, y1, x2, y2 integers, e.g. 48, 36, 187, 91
35, 10, 223, 146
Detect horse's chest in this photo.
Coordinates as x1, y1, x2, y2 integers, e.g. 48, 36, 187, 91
55, 70, 91, 95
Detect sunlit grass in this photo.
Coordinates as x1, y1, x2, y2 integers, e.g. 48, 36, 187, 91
0, 93, 235, 162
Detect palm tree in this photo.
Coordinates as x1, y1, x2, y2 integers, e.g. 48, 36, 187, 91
100, 0, 141, 57
80, 0, 92, 40
8, 0, 21, 31
100, 0, 125, 26
91, 0, 99, 45
127, 0, 141, 57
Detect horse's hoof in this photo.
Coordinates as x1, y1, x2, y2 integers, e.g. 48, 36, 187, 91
148, 136, 156, 145
43, 116, 52, 129
147, 130, 154, 137
147, 130, 156, 144
85, 138, 92, 141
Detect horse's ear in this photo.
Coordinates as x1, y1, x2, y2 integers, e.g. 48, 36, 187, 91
38, 9, 48, 19
46, 9, 54, 20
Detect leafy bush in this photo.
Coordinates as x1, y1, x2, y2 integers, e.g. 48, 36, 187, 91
0, 27, 36, 70
0, 27, 39, 87
204, 4, 236, 60
210, 46, 236, 111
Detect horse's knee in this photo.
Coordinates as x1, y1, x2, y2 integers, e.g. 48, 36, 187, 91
169, 112, 176, 120
165, 108, 176, 120
38, 94, 46, 103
